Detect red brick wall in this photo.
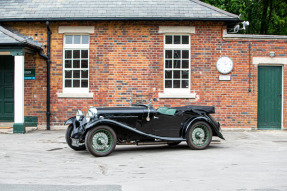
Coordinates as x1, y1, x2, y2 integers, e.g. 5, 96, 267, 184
5, 21, 287, 129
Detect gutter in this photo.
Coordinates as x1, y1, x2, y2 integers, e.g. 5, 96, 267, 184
0, 17, 241, 22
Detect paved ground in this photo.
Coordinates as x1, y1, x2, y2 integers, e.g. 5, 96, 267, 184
0, 130, 287, 191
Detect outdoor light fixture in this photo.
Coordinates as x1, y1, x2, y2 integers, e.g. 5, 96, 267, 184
269, 52, 276, 57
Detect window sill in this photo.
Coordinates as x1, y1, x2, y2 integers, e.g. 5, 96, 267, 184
158, 93, 196, 99
57, 92, 94, 98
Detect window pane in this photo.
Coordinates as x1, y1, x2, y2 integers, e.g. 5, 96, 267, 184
173, 80, 180, 88
182, 80, 189, 88
174, 35, 180, 44
174, 50, 181, 58
81, 60, 88, 68
165, 80, 172, 88
165, 50, 172, 58
65, 60, 72, 68
82, 35, 89, 44
73, 60, 80, 68
65, 50, 72, 58
73, 70, 80, 78
182, 60, 189, 68
182, 36, 189, 44
65, 35, 73, 44
73, 50, 80, 58
65, 80, 71, 87
74, 35, 81, 44
182, 70, 189, 79
82, 80, 88, 88
73, 80, 80, 87
182, 50, 189, 59
81, 50, 88, 58
173, 71, 180, 79
65, 70, 72, 78
165, 35, 172, 44
82, 70, 88, 78
173, 60, 180, 68
165, 70, 172, 79
165, 60, 172, 68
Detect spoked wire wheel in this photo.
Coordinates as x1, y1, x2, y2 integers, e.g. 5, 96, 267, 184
186, 121, 212, 150
85, 126, 116, 157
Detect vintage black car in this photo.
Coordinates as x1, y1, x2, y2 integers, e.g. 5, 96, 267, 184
64, 97, 224, 157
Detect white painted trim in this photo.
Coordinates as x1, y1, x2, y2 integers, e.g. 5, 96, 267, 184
58, 26, 94, 34
14, 56, 24, 123
253, 57, 287, 65
159, 26, 195, 34
223, 29, 287, 39
57, 92, 94, 98
158, 93, 196, 99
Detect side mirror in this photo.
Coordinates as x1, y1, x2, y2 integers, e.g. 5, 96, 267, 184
153, 98, 157, 102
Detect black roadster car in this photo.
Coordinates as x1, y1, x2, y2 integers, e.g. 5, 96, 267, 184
65, 97, 224, 157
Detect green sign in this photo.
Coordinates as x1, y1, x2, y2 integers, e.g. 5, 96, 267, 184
24, 69, 35, 80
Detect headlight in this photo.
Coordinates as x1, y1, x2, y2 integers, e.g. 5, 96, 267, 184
76, 110, 84, 121
86, 107, 97, 123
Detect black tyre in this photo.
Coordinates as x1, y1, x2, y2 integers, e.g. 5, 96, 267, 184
85, 126, 117, 157
186, 121, 212, 150
168, 141, 181, 146
65, 124, 86, 151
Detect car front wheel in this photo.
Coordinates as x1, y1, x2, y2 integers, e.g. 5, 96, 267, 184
186, 121, 212, 150
85, 125, 117, 157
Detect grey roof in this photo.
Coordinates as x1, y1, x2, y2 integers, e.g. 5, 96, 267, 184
0, 26, 42, 49
0, 0, 239, 21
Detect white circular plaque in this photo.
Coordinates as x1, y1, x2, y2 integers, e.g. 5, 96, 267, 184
216, 56, 233, 74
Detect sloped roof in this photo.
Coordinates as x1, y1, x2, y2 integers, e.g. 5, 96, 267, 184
0, 0, 239, 22
0, 26, 42, 49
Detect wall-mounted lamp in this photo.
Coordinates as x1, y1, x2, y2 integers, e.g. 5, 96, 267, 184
269, 51, 276, 57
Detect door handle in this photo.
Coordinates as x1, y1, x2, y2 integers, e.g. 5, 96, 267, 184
154, 116, 159, 119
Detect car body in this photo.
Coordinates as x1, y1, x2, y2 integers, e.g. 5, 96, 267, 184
64, 98, 224, 157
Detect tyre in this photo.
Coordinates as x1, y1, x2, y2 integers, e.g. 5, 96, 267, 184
186, 121, 212, 150
65, 124, 86, 151
85, 126, 117, 157
168, 141, 181, 146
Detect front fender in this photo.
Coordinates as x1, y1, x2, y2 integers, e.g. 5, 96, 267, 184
64, 116, 76, 125
182, 116, 225, 140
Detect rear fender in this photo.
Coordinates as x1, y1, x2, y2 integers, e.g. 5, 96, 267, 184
182, 116, 224, 140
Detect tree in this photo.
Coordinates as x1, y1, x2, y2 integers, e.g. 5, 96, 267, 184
201, 0, 287, 35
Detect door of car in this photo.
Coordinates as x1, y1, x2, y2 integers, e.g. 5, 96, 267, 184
141, 108, 183, 137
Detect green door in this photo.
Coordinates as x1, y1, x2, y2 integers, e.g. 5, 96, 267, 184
258, 66, 282, 129
0, 56, 14, 122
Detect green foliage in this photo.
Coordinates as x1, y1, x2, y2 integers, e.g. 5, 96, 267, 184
201, 0, 287, 35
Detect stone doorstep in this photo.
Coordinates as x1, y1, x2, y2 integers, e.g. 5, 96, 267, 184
0, 122, 13, 127
0, 126, 37, 134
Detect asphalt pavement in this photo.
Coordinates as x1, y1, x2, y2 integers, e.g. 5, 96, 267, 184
1, 130, 287, 191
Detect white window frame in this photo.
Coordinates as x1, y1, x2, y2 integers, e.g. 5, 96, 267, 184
159, 34, 195, 98
62, 34, 90, 94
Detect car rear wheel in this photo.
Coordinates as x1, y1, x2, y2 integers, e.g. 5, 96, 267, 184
85, 125, 117, 157
186, 121, 212, 150
65, 124, 86, 151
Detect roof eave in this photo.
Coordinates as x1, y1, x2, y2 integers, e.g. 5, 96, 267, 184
0, 17, 241, 22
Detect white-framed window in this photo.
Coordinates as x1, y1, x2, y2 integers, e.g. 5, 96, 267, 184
164, 34, 190, 95
63, 34, 89, 93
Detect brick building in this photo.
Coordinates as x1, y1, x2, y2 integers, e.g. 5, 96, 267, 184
0, 0, 286, 133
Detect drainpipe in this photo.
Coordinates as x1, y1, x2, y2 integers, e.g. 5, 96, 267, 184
248, 41, 251, 92
46, 21, 51, 130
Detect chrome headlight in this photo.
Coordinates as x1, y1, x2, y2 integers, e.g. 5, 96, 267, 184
76, 110, 84, 121
86, 106, 97, 123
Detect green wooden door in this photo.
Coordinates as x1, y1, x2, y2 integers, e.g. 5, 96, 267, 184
258, 66, 282, 129
0, 56, 14, 122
